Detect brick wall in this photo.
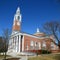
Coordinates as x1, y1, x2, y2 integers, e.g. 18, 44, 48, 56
22, 35, 59, 53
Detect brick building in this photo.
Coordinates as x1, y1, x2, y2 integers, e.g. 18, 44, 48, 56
7, 7, 59, 55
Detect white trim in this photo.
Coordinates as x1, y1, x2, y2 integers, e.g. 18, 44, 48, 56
11, 32, 49, 40
23, 33, 49, 39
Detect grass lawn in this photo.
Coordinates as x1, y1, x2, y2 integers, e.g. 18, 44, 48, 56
0, 55, 11, 60
28, 54, 60, 60
0, 53, 60, 60
0, 55, 4, 58
0, 55, 20, 60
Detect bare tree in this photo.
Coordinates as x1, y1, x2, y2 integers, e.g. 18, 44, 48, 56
43, 21, 60, 49
2, 28, 10, 60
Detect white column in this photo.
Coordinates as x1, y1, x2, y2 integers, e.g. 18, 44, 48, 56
19, 35, 21, 52
7, 39, 10, 52
16, 36, 17, 52
11, 37, 13, 52
22, 35, 24, 52
17, 36, 18, 52
11, 38, 13, 49
14, 36, 16, 52
16, 36, 19, 52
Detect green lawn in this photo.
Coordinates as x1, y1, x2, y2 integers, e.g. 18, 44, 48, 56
0, 54, 60, 60
0, 55, 20, 60
28, 54, 60, 60
0, 55, 4, 58
0, 55, 11, 59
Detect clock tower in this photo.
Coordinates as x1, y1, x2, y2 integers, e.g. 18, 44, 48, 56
12, 7, 21, 32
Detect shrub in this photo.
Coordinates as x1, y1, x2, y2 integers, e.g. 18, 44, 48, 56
41, 50, 51, 54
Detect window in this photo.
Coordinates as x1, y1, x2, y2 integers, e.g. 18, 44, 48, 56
42, 41, 46, 47
25, 45, 28, 50
35, 42, 39, 50
30, 41, 34, 50
42, 41, 46, 50
51, 42, 54, 50
30, 41, 34, 46
38, 42, 41, 49
35, 42, 37, 46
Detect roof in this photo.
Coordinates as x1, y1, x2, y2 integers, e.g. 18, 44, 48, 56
11, 31, 50, 39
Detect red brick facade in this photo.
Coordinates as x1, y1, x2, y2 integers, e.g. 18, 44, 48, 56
22, 34, 59, 53
24, 35, 41, 51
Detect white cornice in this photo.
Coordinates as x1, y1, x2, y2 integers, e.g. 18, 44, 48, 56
11, 32, 50, 39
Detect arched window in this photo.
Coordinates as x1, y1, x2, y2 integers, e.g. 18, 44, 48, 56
51, 42, 54, 50
39, 42, 41, 49
42, 41, 46, 50
30, 41, 34, 50
25, 45, 28, 50
30, 41, 34, 46
42, 41, 46, 47
34, 42, 39, 50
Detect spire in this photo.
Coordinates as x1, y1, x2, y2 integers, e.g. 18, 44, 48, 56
16, 7, 20, 14
14, 7, 21, 22
37, 28, 40, 33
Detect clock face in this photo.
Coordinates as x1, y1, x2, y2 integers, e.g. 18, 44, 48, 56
17, 22, 20, 25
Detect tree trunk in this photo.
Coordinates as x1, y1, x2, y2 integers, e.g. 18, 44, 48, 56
4, 52, 6, 60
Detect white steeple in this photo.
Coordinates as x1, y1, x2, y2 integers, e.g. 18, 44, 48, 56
14, 7, 22, 22
16, 7, 20, 15
37, 28, 40, 33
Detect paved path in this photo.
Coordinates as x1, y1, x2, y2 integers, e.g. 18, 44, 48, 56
19, 56, 28, 60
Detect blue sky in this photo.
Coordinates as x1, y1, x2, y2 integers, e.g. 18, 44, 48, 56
0, 0, 60, 36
